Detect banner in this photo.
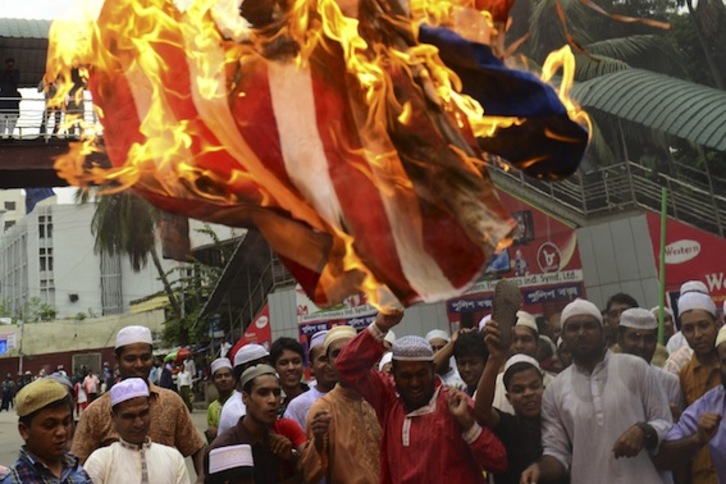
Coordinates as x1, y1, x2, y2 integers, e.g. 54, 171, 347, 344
229, 304, 272, 363
446, 191, 585, 331
645, 212, 726, 307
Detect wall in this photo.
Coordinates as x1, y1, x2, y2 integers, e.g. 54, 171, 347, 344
576, 212, 660, 310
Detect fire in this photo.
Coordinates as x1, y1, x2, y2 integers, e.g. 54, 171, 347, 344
46, 0, 587, 309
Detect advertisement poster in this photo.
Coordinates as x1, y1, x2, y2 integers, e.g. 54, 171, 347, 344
229, 304, 272, 363
645, 212, 726, 309
446, 191, 585, 331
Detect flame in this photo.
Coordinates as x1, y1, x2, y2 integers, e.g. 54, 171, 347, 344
46, 0, 587, 309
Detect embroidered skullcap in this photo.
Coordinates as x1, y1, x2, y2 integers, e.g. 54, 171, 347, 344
619, 308, 658, 330
561, 298, 603, 326
680, 280, 709, 295
677, 292, 716, 318
309, 331, 329, 351
239, 364, 277, 391
378, 352, 393, 371
478, 314, 491, 330
323, 325, 357, 352
515, 311, 538, 334
392, 335, 434, 361
425, 329, 450, 343
503, 354, 541, 375
110, 378, 149, 407
234, 344, 269, 368
208, 444, 254, 475
210, 357, 233, 375
16, 378, 68, 417
115, 325, 153, 349
384, 329, 396, 345
715, 325, 726, 349
650, 306, 674, 320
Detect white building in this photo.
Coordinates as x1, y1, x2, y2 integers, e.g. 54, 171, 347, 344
0, 189, 26, 232
0, 202, 189, 319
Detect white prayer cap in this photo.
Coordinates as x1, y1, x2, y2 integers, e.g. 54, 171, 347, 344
208, 444, 253, 475
478, 314, 491, 330
384, 330, 396, 346
392, 335, 434, 361
715, 325, 726, 349
378, 352, 393, 371
677, 292, 716, 318
323, 325, 357, 352
650, 306, 673, 320
680, 280, 709, 295
503, 353, 541, 375
239, 364, 277, 390
561, 298, 603, 326
234, 344, 269, 368
619, 308, 658, 330
425, 329, 450, 343
515, 311, 538, 334
309, 331, 328, 351
110, 378, 149, 407
210, 358, 233, 375
115, 325, 153, 349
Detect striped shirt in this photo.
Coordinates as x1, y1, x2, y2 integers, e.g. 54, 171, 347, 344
0, 448, 91, 484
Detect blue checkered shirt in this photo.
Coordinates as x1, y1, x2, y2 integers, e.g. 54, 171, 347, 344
0, 447, 92, 483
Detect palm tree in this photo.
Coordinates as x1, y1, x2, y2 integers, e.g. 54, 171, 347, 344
76, 188, 183, 319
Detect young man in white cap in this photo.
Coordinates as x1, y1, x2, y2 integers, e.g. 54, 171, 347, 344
300, 325, 382, 483
0, 379, 91, 483
283, 330, 338, 430
663, 280, 710, 376
656, 324, 726, 482
205, 365, 306, 483
83, 378, 190, 484
426, 329, 465, 390
673, 287, 722, 484
492, 311, 555, 414
206, 357, 235, 442
72, 325, 207, 480
474, 318, 546, 484
521, 298, 672, 484
617, 307, 684, 418
217, 343, 270, 435
336, 310, 507, 482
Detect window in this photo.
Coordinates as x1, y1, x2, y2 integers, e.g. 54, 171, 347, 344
4, 201, 16, 211
39, 224, 45, 238
39, 248, 53, 272
3, 221, 14, 230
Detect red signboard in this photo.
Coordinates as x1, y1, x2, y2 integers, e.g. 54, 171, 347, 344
446, 190, 585, 330
646, 212, 726, 306
229, 304, 272, 363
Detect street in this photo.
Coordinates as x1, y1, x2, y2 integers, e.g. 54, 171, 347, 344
0, 405, 209, 478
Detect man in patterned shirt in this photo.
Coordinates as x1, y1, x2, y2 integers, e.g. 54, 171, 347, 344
72, 325, 206, 480
1, 378, 92, 483
206, 357, 235, 442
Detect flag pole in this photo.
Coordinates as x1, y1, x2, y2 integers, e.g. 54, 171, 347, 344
658, 186, 668, 346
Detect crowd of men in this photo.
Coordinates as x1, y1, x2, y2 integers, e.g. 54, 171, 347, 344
1, 278, 725, 483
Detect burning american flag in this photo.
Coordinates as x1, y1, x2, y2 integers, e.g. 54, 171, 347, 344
46, 0, 588, 309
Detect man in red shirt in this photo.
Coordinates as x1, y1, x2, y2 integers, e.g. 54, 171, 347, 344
336, 311, 507, 483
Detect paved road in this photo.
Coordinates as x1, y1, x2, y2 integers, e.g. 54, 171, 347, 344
0, 404, 209, 479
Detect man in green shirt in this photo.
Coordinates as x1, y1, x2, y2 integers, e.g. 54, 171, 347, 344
206, 358, 235, 442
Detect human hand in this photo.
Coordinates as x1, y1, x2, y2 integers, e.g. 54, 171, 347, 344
310, 409, 332, 450
483, 321, 506, 361
520, 463, 540, 484
612, 424, 646, 459
375, 309, 404, 333
696, 413, 722, 446
269, 433, 294, 460
447, 388, 474, 431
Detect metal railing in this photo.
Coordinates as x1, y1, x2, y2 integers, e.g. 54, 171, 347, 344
0, 95, 99, 141
489, 160, 726, 237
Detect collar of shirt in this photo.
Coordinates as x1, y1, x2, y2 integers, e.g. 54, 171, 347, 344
118, 437, 153, 451
572, 348, 610, 375
17, 447, 83, 482
147, 382, 162, 398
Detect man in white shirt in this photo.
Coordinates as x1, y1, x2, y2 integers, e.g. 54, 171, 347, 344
217, 344, 270, 435
426, 329, 466, 390
84, 378, 190, 484
521, 298, 672, 484
176, 366, 193, 412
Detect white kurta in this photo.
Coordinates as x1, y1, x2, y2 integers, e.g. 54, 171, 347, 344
283, 385, 326, 430
218, 390, 246, 435
541, 351, 672, 483
84, 438, 190, 484
651, 365, 684, 412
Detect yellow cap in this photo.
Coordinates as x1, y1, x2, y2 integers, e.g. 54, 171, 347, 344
16, 378, 68, 417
